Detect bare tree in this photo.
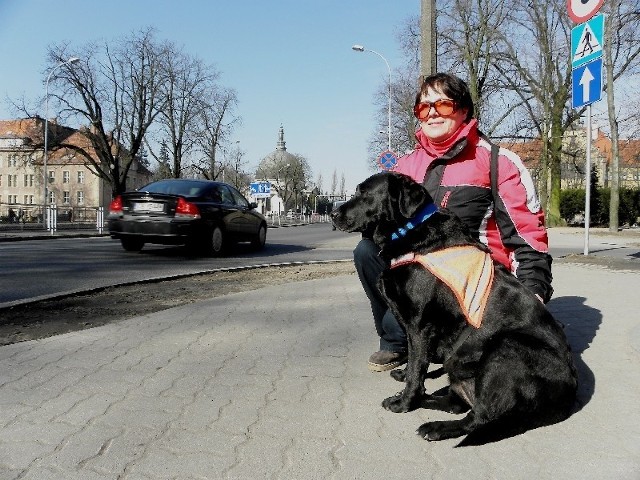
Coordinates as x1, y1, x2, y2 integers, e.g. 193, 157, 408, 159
192, 87, 240, 181
601, 0, 640, 230
223, 142, 250, 190
147, 47, 219, 179
330, 169, 337, 197
45, 28, 166, 195
492, 0, 579, 225
315, 172, 324, 195
368, 2, 510, 169
437, 0, 511, 129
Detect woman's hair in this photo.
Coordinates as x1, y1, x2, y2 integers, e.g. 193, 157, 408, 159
414, 73, 474, 122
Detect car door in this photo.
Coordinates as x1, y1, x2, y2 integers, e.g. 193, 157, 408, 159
216, 184, 247, 236
227, 185, 260, 236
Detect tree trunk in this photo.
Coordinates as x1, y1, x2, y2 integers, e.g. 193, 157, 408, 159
604, 10, 620, 231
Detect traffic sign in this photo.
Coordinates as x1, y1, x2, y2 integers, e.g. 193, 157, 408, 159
571, 14, 604, 68
378, 150, 398, 170
572, 58, 603, 109
567, 0, 604, 23
250, 181, 271, 198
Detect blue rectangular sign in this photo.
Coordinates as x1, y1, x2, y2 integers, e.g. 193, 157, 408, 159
572, 58, 603, 109
250, 181, 271, 198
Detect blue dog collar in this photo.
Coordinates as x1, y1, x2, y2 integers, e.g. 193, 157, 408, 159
391, 202, 438, 241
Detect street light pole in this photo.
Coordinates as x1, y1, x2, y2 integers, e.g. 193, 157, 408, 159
43, 57, 80, 226
352, 44, 392, 152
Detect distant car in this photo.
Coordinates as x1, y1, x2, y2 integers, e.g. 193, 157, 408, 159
108, 179, 267, 256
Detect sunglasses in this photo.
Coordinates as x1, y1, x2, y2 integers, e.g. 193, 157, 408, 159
413, 99, 457, 120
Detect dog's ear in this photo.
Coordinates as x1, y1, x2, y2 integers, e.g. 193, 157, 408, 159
397, 174, 430, 218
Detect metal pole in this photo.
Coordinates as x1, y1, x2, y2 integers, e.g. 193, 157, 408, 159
368, 50, 392, 152
352, 46, 392, 152
584, 104, 591, 255
420, 0, 437, 78
43, 57, 80, 230
43, 73, 52, 226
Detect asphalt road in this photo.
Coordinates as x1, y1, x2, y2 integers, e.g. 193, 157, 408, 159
0, 223, 360, 307
1, 224, 638, 308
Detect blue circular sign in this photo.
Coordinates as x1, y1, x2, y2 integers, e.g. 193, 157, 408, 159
378, 150, 398, 170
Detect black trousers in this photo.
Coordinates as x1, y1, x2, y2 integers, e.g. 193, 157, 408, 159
353, 238, 407, 353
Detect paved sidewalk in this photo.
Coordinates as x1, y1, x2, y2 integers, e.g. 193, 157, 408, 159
1, 251, 639, 478
1, 228, 639, 479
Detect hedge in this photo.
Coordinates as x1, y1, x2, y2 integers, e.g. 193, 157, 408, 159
559, 187, 640, 227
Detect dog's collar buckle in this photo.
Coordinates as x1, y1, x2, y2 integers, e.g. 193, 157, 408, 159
390, 203, 438, 241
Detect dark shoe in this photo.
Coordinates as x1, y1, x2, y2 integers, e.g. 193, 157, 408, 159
368, 350, 407, 372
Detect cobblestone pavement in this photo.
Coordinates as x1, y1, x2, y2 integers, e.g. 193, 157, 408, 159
1, 228, 639, 479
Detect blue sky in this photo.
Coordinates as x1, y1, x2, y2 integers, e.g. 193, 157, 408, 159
0, 0, 419, 193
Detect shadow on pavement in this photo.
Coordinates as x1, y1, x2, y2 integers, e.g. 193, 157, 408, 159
548, 295, 601, 413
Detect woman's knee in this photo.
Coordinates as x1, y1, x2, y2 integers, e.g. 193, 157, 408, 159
353, 238, 378, 267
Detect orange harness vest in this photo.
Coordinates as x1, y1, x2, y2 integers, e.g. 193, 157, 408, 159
390, 245, 494, 328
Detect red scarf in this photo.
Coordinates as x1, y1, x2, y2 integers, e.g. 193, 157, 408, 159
416, 119, 478, 157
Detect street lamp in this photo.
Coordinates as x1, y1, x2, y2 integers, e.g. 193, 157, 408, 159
352, 44, 392, 152
43, 56, 80, 225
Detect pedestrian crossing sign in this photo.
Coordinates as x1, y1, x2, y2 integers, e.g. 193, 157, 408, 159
571, 14, 604, 69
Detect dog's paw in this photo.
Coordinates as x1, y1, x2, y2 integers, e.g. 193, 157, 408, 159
416, 420, 466, 441
390, 368, 406, 382
416, 421, 446, 441
382, 393, 412, 413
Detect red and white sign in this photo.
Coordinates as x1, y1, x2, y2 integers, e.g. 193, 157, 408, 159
567, 0, 604, 23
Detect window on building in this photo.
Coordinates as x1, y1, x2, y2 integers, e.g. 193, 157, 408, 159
63, 191, 70, 204
23, 195, 34, 204
8, 154, 17, 167
63, 171, 70, 183
23, 174, 34, 187
48, 171, 55, 183
77, 191, 84, 205
8, 174, 18, 187
9, 195, 18, 204
77, 171, 84, 184
48, 191, 55, 204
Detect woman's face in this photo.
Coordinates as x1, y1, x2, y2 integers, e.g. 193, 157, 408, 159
418, 87, 468, 143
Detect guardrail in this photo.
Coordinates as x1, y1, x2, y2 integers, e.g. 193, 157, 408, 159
0, 203, 106, 234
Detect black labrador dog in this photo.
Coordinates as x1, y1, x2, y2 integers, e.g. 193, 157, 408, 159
332, 172, 577, 444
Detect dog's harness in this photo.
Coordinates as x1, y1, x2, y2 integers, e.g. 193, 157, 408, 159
390, 246, 494, 328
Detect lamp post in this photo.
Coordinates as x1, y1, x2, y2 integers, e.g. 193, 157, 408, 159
352, 44, 392, 152
43, 57, 80, 226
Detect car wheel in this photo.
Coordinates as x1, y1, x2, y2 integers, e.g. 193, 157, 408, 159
208, 225, 226, 256
251, 223, 267, 250
120, 237, 144, 252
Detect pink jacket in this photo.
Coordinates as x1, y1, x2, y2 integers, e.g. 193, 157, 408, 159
393, 120, 553, 301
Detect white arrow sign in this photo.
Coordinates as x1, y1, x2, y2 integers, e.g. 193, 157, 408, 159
579, 66, 595, 102
572, 58, 603, 109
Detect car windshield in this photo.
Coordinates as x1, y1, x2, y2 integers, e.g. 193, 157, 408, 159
138, 180, 208, 197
